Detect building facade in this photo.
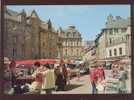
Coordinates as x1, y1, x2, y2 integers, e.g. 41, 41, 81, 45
95, 14, 131, 62
57, 26, 82, 60
82, 41, 96, 64
105, 15, 131, 60
95, 31, 107, 60
4, 8, 58, 60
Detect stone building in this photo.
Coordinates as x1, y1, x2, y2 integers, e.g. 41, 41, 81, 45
40, 19, 58, 58
82, 41, 96, 64
4, 8, 58, 60
95, 14, 131, 62
105, 15, 131, 60
95, 31, 107, 61
57, 26, 82, 60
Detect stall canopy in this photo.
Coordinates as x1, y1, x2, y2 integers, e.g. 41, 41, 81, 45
15, 59, 56, 65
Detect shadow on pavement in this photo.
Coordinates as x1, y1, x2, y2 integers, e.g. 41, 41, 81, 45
65, 84, 83, 91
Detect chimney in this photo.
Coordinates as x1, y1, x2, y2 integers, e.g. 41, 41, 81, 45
116, 16, 122, 20
69, 26, 75, 29
107, 14, 113, 24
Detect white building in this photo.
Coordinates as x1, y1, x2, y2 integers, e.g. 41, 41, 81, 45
105, 15, 131, 60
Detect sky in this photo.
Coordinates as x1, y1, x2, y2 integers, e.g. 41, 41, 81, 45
7, 5, 130, 41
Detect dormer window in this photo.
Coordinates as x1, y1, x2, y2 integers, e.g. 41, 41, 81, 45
121, 28, 127, 33
109, 29, 113, 35
114, 29, 118, 33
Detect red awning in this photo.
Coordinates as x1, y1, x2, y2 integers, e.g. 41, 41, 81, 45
15, 59, 56, 65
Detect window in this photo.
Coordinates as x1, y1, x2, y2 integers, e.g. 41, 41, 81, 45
114, 29, 118, 33
74, 41, 77, 46
77, 41, 79, 46
71, 42, 73, 46
13, 36, 17, 44
65, 49, 67, 55
43, 52, 44, 57
66, 42, 68, 46
114, 48, 117, 56
49, 51, 51, 57
12, 48, 17, 58
109, 50, 112, 56
109, 29, 113, 35
119, 47, 122, 55
73, 42, 75, 46
121, 28, 127, 33
77, 49, 79, 55
103, 29, 107, 33
71, 49, 73, 55
126, 35, 129, 40
21, 44, 25, 57
67, 33, 69, 37
69, 41, 71, 46
43, 42, 45, 47
122, 37, 124, 41
79, 42, 81, 46
109, 38, 112, 44
105, 30, 107, 34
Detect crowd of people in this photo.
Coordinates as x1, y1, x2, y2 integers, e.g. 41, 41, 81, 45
89, 65, 105, 94
3, 57, 129, 94
3, 57, 72, 94
89, 63, 128, 94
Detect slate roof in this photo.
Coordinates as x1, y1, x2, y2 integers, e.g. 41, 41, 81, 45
106, 18, 130, 29
5, 8, 21, 22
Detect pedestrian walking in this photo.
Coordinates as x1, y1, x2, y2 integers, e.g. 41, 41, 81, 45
89, 66, 98, 94
97, 65, 105, 80
96, 65, 106, 94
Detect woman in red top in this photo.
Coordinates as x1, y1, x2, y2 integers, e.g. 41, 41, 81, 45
90, 66, 98, 94
97, 65, 105, 80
